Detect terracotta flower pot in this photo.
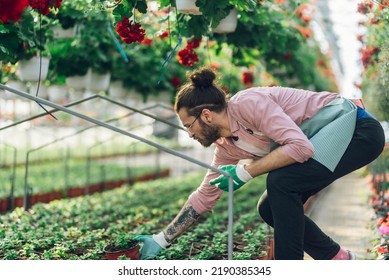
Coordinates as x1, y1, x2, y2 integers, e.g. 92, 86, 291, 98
103, 240, 140, 260
0, 198, 8, 213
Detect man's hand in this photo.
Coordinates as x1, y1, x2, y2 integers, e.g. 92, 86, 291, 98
210, 164, 252, 191
134, 232, 170, 260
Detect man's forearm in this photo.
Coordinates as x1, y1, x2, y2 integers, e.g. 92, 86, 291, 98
163, 200, 200, 243
245, 147, 297, 177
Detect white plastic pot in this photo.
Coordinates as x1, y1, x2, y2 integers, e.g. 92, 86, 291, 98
66, 73, 90, 91
176, 0, 202, 15
213, 8, 238, 34
51, 26, 76, 39
29, 82, 49, 99
48, 85, 67, 104
109, 80, 127, 99
87, 70, 111, 93
4, 80, 27, 99
18, 56, 50, 82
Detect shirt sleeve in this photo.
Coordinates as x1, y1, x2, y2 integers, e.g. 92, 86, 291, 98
188, 142, 240, 215
236, 94, 314, 162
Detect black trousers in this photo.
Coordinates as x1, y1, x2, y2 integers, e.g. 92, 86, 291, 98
257, 118, 385, 260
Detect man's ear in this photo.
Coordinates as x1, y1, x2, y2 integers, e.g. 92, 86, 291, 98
201, 109, 213, 123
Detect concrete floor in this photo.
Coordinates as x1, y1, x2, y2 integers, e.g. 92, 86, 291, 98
305, 170, 377, 260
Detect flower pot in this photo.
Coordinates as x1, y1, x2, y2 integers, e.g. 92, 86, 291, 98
66, 73, 90, 91
252, 251, 268, 260
0, 198, 8, 213
67, 187, 85, 198
18, 56, 50, 82
213, 8, 238, 33
4, 80, 27, 99
48, 85, 67, 104
51, 26, 76, 39
109, 80, 127, 99
103, 240, 140, 260
29, 81, 49, 99
87, 70, 111, 93
176, 0, 202, 15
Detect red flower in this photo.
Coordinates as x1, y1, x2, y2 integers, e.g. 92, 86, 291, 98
28, 0, 62, 15
283, 52, 292, 61
357, 1, 373, 14
377, 245, 388, 254
0, 0, 29, 24
295, 4, 314, 24
156, 30, 169, 39
379, 1, 388, 10
211, 62, 220, 70
187, 36, 202, 49
361, 46, 380, 68
141, 38, 153, 46
116, 17, 146, 44
241, 71, 254, 87
177, 46, 199, 67
370, 14, 380, 24
169, 76, 181, 89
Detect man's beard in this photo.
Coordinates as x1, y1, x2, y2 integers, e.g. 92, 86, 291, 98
195, 118, 221, 147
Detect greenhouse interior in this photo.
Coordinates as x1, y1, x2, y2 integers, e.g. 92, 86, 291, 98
0, 0, 388, 262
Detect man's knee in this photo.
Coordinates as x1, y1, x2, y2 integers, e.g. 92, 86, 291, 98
257, 191, 273, 226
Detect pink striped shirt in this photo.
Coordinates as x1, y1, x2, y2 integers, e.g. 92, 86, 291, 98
189, 87, 340, 214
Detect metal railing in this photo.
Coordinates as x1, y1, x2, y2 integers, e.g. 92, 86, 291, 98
0, 83, 235, 259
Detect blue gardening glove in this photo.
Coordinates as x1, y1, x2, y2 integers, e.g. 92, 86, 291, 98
134, 232, 170, 260
210, 164, 252, 192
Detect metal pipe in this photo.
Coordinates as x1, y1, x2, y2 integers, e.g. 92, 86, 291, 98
0, 83, 235, 259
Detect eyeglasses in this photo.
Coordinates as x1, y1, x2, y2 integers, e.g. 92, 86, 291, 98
186, 113, 201, 132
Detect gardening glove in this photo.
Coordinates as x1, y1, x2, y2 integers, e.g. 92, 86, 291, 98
134, 232, 170, 260
210, 164, 252, 192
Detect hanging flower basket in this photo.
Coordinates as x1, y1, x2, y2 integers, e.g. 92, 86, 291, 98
108, 80, 127, 99
30, 81, 49, 99
48, 85, 67, 104
17, 56, 50, 82
66, 72, 90, 91
176, 0, 202, 15
4, 79, 27, 99
87, 70, 111, 93
51, 26, 77, 39
213, 8, 238, 34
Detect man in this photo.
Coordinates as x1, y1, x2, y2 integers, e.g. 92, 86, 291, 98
135, 67, 385, 260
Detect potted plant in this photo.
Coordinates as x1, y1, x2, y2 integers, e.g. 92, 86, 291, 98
0, 10, 53, 82
103, 232, 141, 260
175, 0, 202, 15
47, 1, 85, 39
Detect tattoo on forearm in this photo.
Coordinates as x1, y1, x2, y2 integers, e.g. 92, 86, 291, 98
164, 202, 200, 243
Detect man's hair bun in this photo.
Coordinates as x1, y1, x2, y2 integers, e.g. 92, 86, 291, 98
189, 67, 216, 88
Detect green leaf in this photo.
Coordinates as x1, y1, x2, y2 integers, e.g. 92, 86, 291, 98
135, 1, 148, 14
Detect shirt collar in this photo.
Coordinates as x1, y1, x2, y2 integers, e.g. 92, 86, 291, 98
226, 104, 240, 135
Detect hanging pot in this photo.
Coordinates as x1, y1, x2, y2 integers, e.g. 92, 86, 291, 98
108, 80, 127, 99
87, 70, 111, 93
29, 81, 49, 99
66, 73, 90, 91
51, 25, 76, 39
18, 56, 50, 82
213, 8, 238, 34
176, 0, 202, 15
4, 80, 27, 99
48, 85, 67, 104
